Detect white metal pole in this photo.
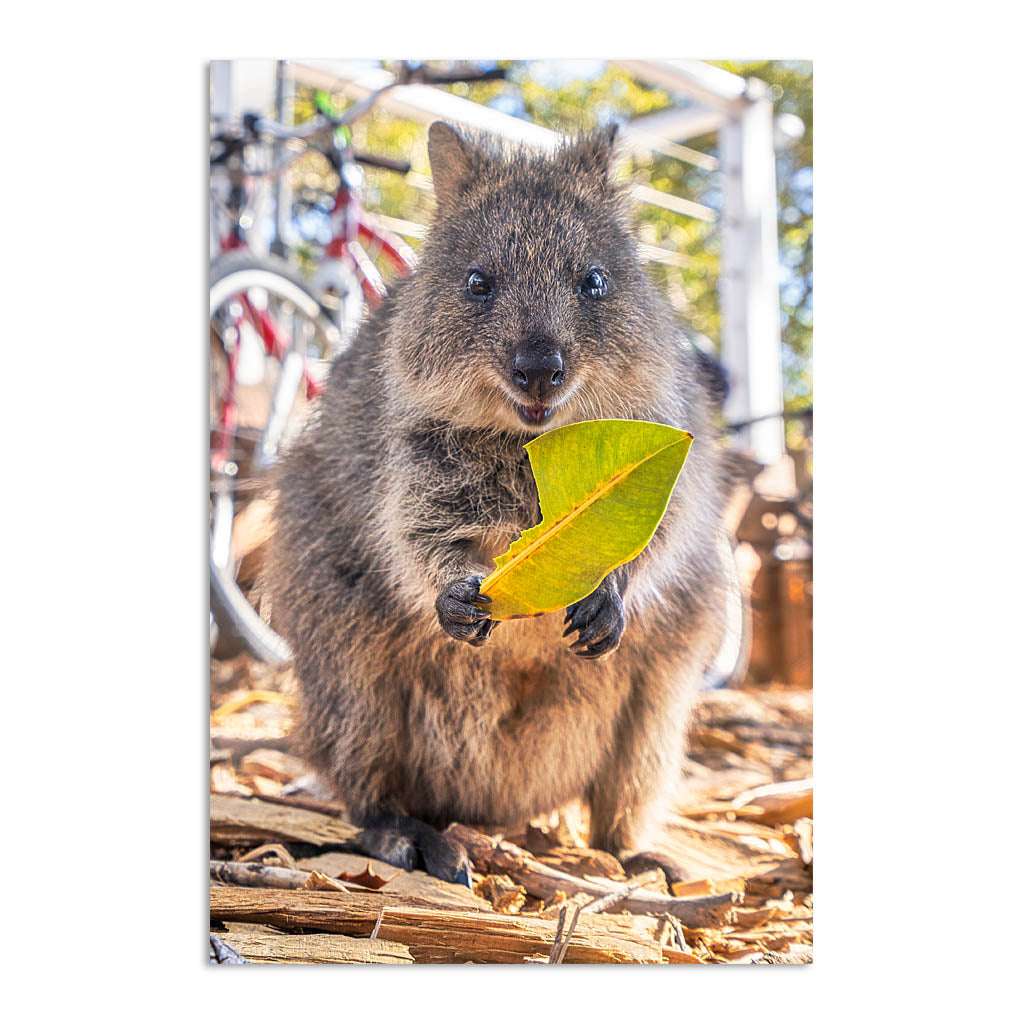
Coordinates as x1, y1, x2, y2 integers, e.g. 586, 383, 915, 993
209, 62, 232, 260
273, 60, 295, 257
612, 60, 747, 113
719, 81, 785, 465
210, 61, 232, 121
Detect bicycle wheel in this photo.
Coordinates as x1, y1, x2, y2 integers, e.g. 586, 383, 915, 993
702, 530, 753, 689
309, 257, 365, 346
209, 253, 342, 664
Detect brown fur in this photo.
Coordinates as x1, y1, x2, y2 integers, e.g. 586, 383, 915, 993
266, 122, 728, 866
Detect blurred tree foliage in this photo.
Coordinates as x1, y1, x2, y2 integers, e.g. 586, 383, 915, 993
286, 60, 812, 418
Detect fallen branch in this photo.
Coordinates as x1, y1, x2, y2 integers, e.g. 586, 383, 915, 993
210, 885, 664, 964
548, 904, 582, 964
211, 860, 359, 892
579, 869, 664, 915
730, 778, 813, 825
211, 857, 489, 911
444, 824, 740, 928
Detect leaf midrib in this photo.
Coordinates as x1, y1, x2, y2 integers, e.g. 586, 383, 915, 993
481, 437, 685, 594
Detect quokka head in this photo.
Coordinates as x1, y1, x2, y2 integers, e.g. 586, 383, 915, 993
387, 121, 673, 433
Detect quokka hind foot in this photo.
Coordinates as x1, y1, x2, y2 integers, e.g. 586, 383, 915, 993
356, 810, 473, 888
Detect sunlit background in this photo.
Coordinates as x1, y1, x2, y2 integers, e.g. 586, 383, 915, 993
210, 59, 812, 689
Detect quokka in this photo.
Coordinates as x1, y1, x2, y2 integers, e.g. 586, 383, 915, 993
266, 121, 730, 883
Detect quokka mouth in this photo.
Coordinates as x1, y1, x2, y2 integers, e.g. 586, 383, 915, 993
516, 402, 555, 426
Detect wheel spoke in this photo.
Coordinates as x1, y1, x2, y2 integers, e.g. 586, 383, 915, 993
257, 348, 305, 471
210, 254, 340, 663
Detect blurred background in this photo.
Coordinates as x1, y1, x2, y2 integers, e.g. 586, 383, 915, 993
209, 59, 812, 690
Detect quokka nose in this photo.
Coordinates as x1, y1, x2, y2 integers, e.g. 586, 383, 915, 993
511, 346, 565, 402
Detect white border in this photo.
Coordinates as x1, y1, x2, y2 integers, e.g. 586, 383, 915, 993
6, 1, 1021, 1015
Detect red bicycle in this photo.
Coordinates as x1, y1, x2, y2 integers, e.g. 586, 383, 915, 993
209, 64, 504, 662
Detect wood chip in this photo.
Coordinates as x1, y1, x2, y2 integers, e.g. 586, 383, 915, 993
248, 776, 284, 797
219, 922, 412, 964
209, 662, 813, 965
476, 875, 528, 914
239, 748, 310, 784
237, 843, 298, 870
731, 779, 813, 825
298, 852, 491, 911
304, 870, 353, 893
211, 690, 297, 723
446, 823, 741, 929
661, 947, 705, 964
210, 763, 252, 796
538, 846, 626, 880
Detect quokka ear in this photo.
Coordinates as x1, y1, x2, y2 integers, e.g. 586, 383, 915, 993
428, 121, 486, 207
559, 123, 620, 185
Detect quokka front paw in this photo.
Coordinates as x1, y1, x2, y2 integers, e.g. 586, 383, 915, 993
563, 575, 625, 659
435, 574, 498, 646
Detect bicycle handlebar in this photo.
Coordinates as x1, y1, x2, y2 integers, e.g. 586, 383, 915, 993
212, 117, 413, 178
252, 114, 333, 142
353, 152, 412, 175
403, 66, 505, 85
212, 64, 505, 176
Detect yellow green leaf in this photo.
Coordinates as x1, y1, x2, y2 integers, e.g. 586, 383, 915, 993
479, 419, 693, 620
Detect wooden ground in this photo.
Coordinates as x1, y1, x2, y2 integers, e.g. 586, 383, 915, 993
210, 655, 812, 965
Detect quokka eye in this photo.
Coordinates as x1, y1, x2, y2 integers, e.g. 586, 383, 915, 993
580, 267, 608, 299
465, 270, 493, 301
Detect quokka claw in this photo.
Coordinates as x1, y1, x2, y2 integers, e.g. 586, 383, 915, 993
436, 574, 497, 645
563, 576, 625, 659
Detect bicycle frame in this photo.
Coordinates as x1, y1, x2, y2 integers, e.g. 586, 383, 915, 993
324, 183, 417, 309
211, 290, 307, 468
211, 148, 416, 476
209, 65, 505, 663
